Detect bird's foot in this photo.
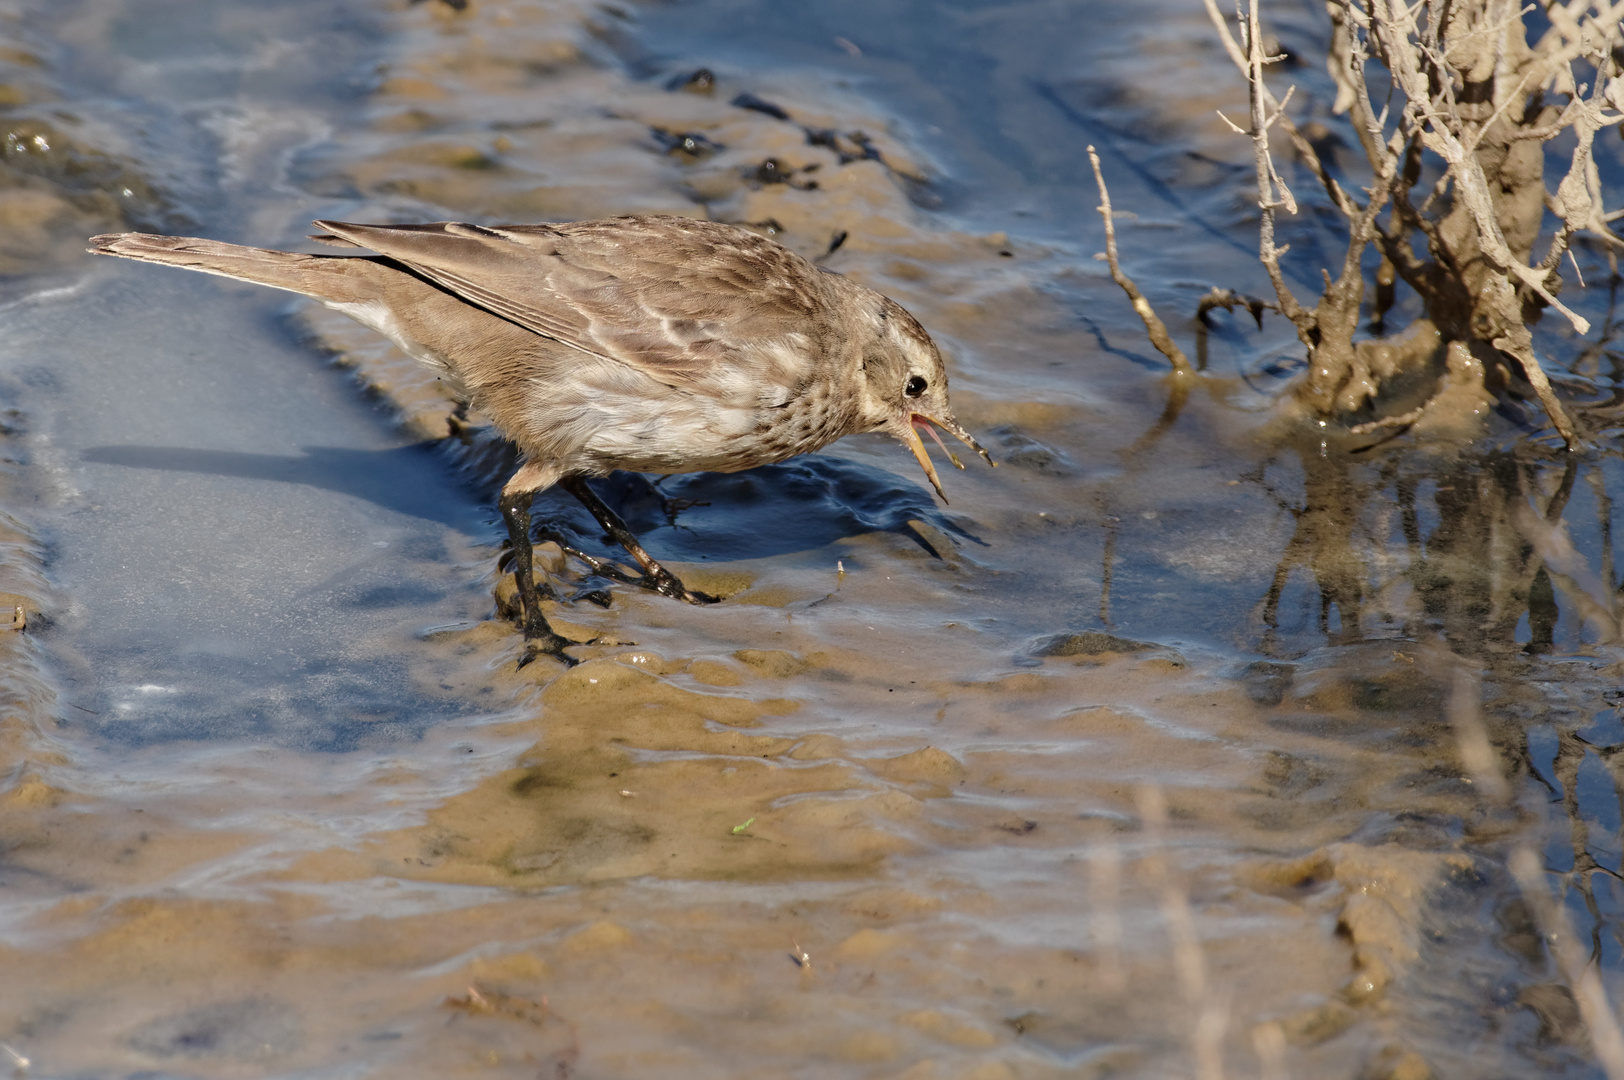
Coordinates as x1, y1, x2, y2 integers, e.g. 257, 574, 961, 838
532, 527, 715, 605
517, 640, 571, 669
537, 529, 632, 583
515, 621, 591, 670
640, 563, 717, 606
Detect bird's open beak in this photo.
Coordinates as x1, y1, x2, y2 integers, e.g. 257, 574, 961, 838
899, 411, 996, 504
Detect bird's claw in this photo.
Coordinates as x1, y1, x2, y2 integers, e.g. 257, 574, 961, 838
642, 566, 717, 605
513, 608, 582, 669
516, 630, 591, 669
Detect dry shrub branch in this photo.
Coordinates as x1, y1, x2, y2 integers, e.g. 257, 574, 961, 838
1087, 144, 1194, 374
1192, 0, 1624, 446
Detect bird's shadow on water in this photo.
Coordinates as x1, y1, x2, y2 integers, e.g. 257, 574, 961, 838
578, 455, 984, 562
82, 440, 980, 561
69, 442, 973, 750
82, 442, 487, 531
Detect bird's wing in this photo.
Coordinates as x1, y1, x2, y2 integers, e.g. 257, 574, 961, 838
310, 217, 831, 382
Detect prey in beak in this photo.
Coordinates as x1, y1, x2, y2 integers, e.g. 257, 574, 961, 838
897, 411, 996, 504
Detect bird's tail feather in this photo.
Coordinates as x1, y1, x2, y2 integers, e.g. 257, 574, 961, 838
87, 232, 361, 303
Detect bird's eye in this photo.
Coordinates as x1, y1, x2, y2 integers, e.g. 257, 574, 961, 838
904, 375, 928, 398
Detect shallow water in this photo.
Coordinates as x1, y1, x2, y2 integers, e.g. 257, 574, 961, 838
3, 0, 1624, 1077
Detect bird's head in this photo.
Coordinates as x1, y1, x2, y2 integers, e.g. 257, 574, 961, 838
852, 295, 993, 503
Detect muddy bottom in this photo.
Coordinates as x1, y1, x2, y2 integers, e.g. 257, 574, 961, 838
2, 1, 1624, 1078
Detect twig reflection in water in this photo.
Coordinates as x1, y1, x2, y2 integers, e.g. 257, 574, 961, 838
1247, 441, 1616, 649
1238, 431, 1624, 1072
1448, 666, 1624, 1080
1137, 784, 1229, 1080
1097, 378, 1191, 627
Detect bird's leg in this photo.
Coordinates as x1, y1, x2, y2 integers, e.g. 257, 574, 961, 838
533, 526, 643, 587
499, 465, 578, 666
561, 475, 716, 605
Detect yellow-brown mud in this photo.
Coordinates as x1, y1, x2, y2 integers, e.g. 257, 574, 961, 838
5, 628, 1465, 1078
0, 6, 171, 275
1, 555, 1492, 1078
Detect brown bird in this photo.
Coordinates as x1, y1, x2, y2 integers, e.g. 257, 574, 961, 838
88, 215, 991, 664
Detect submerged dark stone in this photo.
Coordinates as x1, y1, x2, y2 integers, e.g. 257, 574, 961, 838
1240, 660, 1295, 706
129, 997, 301, 1060
1033, 631, 1156, 657
668, 68, 715, 93
731, 91, 790, 119
650, 127, 723, 159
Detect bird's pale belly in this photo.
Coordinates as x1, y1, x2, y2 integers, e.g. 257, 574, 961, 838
572, 390, 858, 477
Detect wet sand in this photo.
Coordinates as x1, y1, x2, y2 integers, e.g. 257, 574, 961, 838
3, 0, 1624, 1077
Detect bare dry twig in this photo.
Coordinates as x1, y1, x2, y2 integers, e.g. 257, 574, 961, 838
0, 1042, 29, 1075
1087, 144, 1193, 375
447, 983, 583, 1076
1243, 0, 1316, 340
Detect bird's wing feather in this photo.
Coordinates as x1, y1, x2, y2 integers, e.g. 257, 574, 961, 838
311, 217, 831, 383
